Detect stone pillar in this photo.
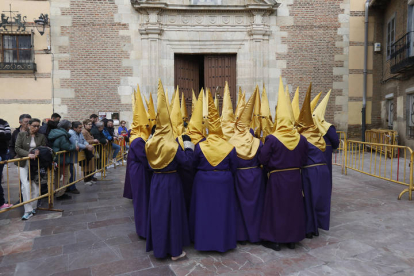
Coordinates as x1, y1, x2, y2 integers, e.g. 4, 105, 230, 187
249, 10, 271, 90
139, 7, 164, 95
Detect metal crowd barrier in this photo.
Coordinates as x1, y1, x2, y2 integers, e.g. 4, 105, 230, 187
365, 129, 399, 158
345, 140, 413, 201
0, 139, 128, 214
333, 131, 346, 174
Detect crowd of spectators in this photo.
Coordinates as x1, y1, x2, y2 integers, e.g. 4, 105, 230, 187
0, 113, 130, 220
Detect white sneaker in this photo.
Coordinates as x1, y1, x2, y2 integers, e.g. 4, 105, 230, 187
22, 212, 33, 220
84, 181, 93, 186
95, 172, 101, 177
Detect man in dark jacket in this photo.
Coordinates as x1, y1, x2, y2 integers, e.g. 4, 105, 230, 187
0, 118, 12, 209
90, 121, 107, 174
9, 114, 31, 159
39, 113, 61, 147
48, 119, 79, 200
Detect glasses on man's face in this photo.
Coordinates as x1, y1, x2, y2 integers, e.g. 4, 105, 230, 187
31, 125, 40, 128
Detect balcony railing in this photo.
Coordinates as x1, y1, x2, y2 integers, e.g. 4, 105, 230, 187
390, 31, 414, 74
0, 62, 36, 72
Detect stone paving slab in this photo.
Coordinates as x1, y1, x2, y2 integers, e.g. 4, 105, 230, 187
0, 165, 413, 275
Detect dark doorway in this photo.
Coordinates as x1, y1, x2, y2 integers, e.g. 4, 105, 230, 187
174, 54, 236, 116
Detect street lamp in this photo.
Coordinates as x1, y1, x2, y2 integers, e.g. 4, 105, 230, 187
34, 13, 49, 36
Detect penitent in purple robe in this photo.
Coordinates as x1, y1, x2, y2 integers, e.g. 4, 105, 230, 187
235, 142, 266, 243
146, 147, 192, 258
190, 146, 238, 252
302, 142, 331, 234
323, 125, 340, 182
176, 137, 206, 218
123, 149, 134, 199
259, 135, 308, 243
126, 138, 152, 238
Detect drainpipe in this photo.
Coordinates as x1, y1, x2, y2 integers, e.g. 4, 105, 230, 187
362, 0, 370, 142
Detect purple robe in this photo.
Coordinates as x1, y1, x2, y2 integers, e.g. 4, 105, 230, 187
176, 137, 205, 218
127, 138, 152, 238
302, 142, 331, 234
259, 135, 308, 243
190, 146, 238, 252
146, 147, 192, 258
123, 149, 134, 199
323, 125, 340, 182
235, 142, 265, 243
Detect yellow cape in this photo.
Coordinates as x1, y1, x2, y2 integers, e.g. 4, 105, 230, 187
145, 80, 179, 169
229, 89, 261, 160
199, 88, 234, 167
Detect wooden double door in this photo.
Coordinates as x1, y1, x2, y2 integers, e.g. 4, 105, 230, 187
174, 54, 237, 116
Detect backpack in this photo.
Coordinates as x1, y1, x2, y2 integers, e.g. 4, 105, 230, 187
29, 146, 55, 182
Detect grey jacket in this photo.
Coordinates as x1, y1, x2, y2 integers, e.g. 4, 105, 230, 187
15, 132, 47, 167
68, 129, 89, 163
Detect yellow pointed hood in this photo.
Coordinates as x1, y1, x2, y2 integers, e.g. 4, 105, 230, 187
192, 89, 197, 114
130, 85, 151, 143
165, 88, 170, 115
145, 80, 178, 169
237, 87, 242, 107
170, 90, 184, 138
229, 89, 261, 160
311, 91, 322, 113
214, 92, 219, 112
147, 93, 156, 129
235, 91, 246, 120
181, 93, 189, 123
296, 83, 326, 151
284, 85, 296, 126
260, 84, 274, 142
313, 90, 332, 136
186, 90, 205, 145
169, 86, 177, 112
251, 85, 261, 138
272, 77, 301, 150
292, 87, 300, 122
200, 89, 234, 167
220, 81, 235, 140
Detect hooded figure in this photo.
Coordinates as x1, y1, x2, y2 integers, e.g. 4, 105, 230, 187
313, 90, 339, 183
311, 91, 322, 113
190, 89, 237, 253
259, 77, 309, 251
176, 90, 206, 217
170, 90, 184, 138
292, 87, 300, 123
145, 80, 193, 261
221, 81, 235, 141
296, 83, 331, 239
123, 86, 152, 240
250, 85, 261, 138
229, 89, 265, 244
260, 84, 274, 143
181, 92, 189, 124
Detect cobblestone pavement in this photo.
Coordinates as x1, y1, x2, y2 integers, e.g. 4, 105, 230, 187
0, 164, 413, 276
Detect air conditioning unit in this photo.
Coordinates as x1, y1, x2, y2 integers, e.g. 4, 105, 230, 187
374, 43, 381, 52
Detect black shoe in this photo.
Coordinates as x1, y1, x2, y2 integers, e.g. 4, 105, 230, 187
138, 235, 146, 240
239, 241, 247, 245
287, 243, 295, 250
306, 233, 313, 239
262, 241, 281, 251
313, 231, 319, 237
67, 189, 80, 194
92, 177, 98, 182
56, 194, 72, 201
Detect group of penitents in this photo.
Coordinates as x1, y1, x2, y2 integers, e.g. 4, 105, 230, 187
123, 77, 339, 261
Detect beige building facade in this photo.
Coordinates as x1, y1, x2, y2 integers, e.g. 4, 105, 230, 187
4, 0, 407, 145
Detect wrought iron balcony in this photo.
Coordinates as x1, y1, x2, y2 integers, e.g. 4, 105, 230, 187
390, 31, 414, 74
0, 62, 36, 72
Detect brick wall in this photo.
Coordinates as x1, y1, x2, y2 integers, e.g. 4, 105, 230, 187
278, 0, 347, 128
57, 0, 133, 121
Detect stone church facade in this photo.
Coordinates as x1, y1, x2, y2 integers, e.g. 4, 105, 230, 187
1, 0, 354, 135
